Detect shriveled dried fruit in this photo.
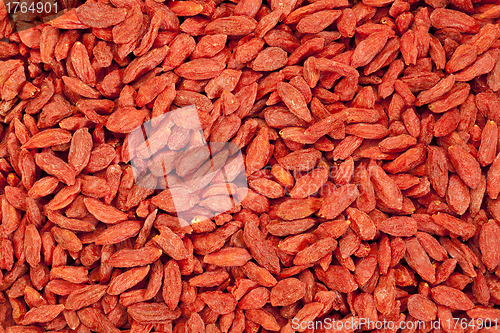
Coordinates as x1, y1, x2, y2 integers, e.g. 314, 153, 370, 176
1, 0, 500, 331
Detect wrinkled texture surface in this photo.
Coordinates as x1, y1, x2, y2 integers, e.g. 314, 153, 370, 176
1, 0, 500, 332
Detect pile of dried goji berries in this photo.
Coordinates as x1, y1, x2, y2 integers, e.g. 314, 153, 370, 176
1, 0, 500, 332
